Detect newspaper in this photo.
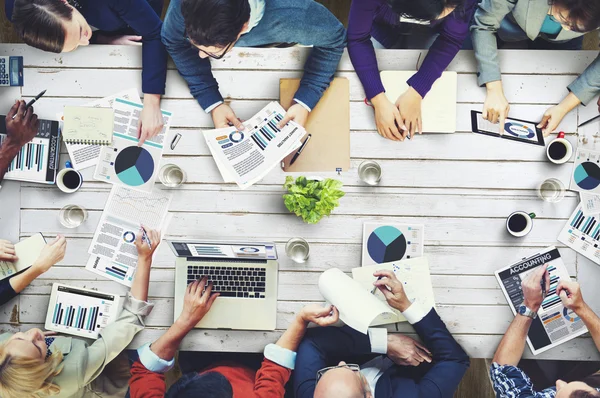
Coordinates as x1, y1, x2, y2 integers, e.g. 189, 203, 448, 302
495, 247, 588, 355
86, 186, 172, 286
203, 102, 305, 189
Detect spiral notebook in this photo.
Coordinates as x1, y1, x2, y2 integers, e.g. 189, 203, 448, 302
62, 106, 114, 145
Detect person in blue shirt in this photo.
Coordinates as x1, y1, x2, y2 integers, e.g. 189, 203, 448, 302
490, 264, 600, 398
161, 0, 346, 130
7, 0, 169, 144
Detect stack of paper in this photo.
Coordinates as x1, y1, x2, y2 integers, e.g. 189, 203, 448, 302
203, 102, 306, 189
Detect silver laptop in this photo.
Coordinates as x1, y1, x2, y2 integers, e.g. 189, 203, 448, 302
168, 240, 278, 331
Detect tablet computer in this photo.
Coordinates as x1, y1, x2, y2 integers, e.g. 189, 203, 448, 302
471, 110, 545, 146
45, 283, 121, 339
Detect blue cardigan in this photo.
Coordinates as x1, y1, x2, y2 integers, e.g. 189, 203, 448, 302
6, 0, 167, 95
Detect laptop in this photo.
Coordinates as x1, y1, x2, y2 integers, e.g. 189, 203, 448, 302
168, 240, 279, 331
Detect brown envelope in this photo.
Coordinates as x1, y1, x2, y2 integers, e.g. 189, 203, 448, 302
280, 78, 350, 172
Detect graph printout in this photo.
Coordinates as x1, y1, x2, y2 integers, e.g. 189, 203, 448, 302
558, 203, 600, 265
495, 247, 587, 355
86, 186, 172, 286
45, 284, 120, 339
203, 102, 306, 189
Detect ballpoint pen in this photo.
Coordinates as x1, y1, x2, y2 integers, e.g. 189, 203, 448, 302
541, 274, 547, 298
141, 227, 152, 250
12, 89, 46, 119
371, 276, 384, 295
289, 134, 312, 166
578, 114, 600, 128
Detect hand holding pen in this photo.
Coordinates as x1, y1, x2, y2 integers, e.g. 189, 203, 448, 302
11, 90, 46, 119
372, 270, 411, 312
557, 280, 585, 313
135, 226, 160, 260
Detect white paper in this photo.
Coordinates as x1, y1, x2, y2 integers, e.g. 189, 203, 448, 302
580, 192, 600, 216
86, 186, 172, 286
362, 223, 424, 266
352, 257, 435, 324
570, 148, 600, 195
59, 88, 141, 171
558, 203, 600, 265
495, 247, 588, 355
203, 102, 306, 189
318, 268, 395, 334
93, 98, 172, 193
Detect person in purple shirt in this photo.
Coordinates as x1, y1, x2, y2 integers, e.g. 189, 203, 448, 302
6, 0, 168, 145
348, 0, 477, 141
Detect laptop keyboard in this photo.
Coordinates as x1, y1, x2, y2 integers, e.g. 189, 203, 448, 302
187, 265, 267, 299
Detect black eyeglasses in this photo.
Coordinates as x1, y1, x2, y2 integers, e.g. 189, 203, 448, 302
184, 34, 234, 60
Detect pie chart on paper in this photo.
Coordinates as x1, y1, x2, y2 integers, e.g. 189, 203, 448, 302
366, 226, 408, 263
114, 147, 155, 187
574, 162, 600, 190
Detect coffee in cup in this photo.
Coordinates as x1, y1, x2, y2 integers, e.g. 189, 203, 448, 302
546, 132, 573, 165
57, 168, 83, 193
506, 211, 536, 237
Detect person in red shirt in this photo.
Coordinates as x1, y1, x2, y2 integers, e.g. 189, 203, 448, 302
129, 276, 340, 398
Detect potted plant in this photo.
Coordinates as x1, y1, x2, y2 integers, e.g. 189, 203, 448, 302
283, 176, 345, 224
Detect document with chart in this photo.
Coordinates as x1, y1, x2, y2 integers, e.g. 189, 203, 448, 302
495, 247, 587, 355
94, 98, 172, 193
203, 102, 306, 189
558, 203, 600, 265
86, 186, 172, 286
45, 283, 120, 339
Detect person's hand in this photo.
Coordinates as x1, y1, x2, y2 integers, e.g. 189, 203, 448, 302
396, 87, 423, 139
299, 304, 339, 327
557, 280, 585, 313
386, 334, 432, 366
521, 264, 550, 313
371, 92, 405, 141
597, 97, 600, 113
31, 235, 67, 274
138, 95, 164, 146
5, 100, 39, 148
134, 227, 160, 262
278, 103, 309, 128
537, 104, 569, 137
97, 34, 142, 46
483, 81, 510, 134
178, 277, 219, 328
373, 270, 411, 312
0, 240, 17, 262
211, 103, 244, 130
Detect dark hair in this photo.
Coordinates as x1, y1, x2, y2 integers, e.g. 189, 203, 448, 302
570, 373, 600, 398
549, 0, 600, 32
387, 0, 465, 21
11, 0, 73, 53
181, 0, 251, 47
165, 372, 233, 398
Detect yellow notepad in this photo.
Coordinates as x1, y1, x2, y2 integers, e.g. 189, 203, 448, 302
0, 233, 46, 280
62, 106, 114, 145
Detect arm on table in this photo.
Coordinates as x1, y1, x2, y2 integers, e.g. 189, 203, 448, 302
0, 101, 39, 184
558, 280, 600, 352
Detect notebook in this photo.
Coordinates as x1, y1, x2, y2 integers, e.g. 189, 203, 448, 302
0, 233, 46, 280
280, 78, 350, 172
380, 71, 457, 133
62, 106, 114, 145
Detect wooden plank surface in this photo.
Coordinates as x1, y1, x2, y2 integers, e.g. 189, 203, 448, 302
0, 44, 596, 360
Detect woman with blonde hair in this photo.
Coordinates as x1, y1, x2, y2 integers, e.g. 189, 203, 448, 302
0, 228, 160, 398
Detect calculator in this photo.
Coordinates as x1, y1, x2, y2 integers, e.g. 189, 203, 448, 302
0, 56, 23, 87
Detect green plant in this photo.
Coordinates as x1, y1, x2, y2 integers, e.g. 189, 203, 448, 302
283, 176, 345, 224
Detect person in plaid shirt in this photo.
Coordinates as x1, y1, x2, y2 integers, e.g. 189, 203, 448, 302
490, 264, 600, 398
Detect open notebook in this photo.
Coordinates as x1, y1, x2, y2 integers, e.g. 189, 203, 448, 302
0, 233, 46, 280
380, 71, 457, 133
62, 106, 114, 145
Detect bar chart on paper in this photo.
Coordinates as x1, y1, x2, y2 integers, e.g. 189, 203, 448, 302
558, 204, 600, 265
47, 285, 119, 338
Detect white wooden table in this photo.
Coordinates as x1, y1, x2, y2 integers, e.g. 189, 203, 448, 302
1, 44, 599, 360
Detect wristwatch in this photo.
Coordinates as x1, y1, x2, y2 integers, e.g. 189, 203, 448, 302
517, 303, 537, 319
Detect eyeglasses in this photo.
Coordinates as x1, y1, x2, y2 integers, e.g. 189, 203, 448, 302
548, 7, 586, 33
184, 33, 234, 60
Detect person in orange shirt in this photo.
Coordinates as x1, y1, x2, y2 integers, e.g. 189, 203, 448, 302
129, 276, 340, 397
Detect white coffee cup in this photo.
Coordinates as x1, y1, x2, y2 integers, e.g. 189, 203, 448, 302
546, 132, 573, 165
56, 168, 83, 193
506, 211, 536, 237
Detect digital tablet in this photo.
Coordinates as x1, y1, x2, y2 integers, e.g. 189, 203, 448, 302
45, 283, 121, 339
471, 110, 545, 146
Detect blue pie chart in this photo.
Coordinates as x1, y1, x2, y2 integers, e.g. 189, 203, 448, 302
574, 161, 600, 190
114, 147, 154, 187
367, 226, 407, 263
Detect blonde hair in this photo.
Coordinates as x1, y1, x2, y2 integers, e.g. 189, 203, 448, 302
0, 342, 64, 398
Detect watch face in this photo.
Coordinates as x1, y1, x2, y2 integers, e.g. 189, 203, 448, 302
518, 305, 526, 315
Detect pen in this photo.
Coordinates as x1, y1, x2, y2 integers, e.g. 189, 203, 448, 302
289, 134, 311, 166
141, 227, 152, 250
578, 114, 600, 128
541, 274, 547, 298
371, 276, 383, 295
12, 90, 46, 119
